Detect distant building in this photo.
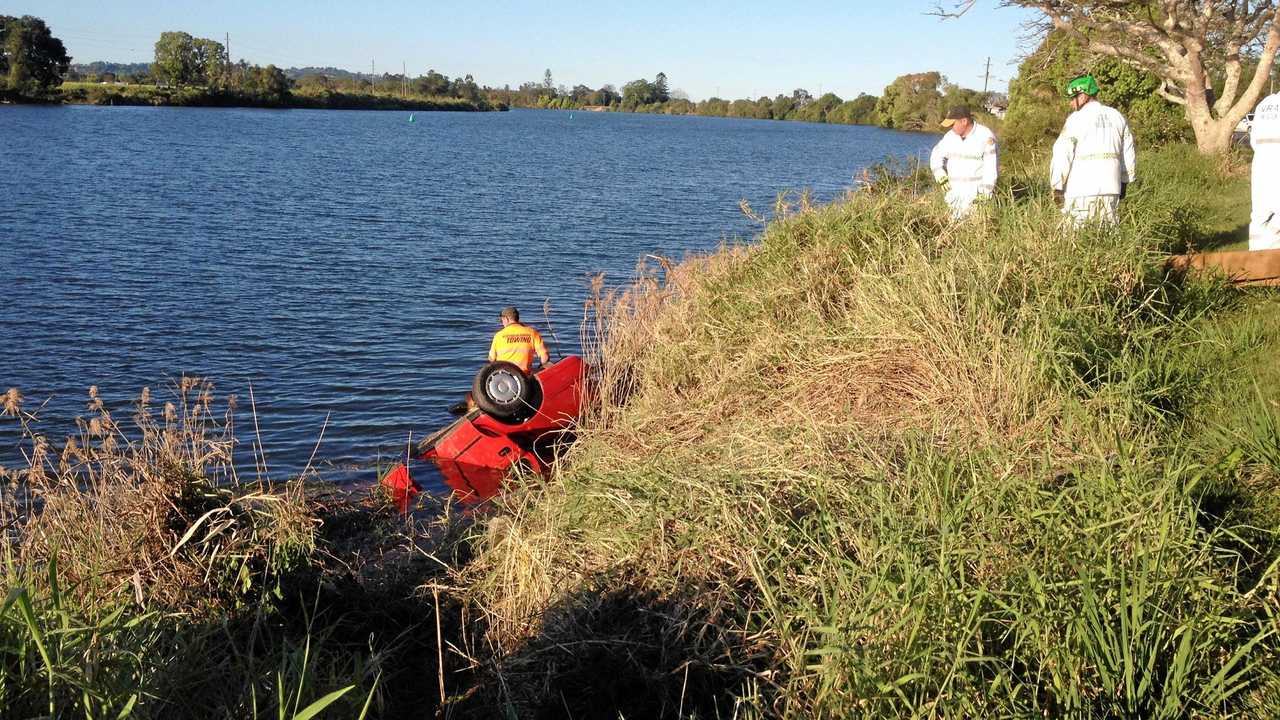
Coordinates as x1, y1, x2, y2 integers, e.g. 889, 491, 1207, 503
984, 100, 1007, 119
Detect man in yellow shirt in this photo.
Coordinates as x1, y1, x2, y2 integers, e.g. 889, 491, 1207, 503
488, 306, 549, 373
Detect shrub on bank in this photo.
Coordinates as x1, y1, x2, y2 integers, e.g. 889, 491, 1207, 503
0, 382, 385, 718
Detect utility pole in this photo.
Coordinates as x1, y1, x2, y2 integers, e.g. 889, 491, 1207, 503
982, 57, 992, 97
403, 60, 407, 98
225, 32, 231, 84
371, 59, 376, 95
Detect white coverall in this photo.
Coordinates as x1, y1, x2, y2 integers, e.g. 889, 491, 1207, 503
1249, 92, 1280, 250
930, 122, 998, 218
1050, 100, 1136, 226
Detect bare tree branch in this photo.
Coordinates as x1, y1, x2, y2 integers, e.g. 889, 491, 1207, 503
940, 1, 1280, 153
927, 0, 978, 18
1157, 81, 1189, 105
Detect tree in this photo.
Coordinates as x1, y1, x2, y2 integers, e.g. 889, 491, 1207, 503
772, 93, 798, 119
191, 37, 228, 86
621, 78, 657, 108
698, 97, 731, 116
836, 93, 880, 125
415, 69, 450, 96
654, 71, 670, 102
452, 73, 481, 102
586, 84, 619, 106
875, 71, 945, 130
665, 97, 696, 114
542, 68, 554, 92
243, 63, 289, 103
1003, 30, 1190, 151
153, 31, 196, 86
0, 15, 71, 98
729, 97, 757, 118
296, 73, 334, 93
940, 1, 1280, 155
793, 92, 843, 122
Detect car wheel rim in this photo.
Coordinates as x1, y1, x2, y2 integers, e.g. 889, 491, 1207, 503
486, 370, 523, 406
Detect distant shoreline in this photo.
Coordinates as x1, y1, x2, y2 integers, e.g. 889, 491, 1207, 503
39, 82, 506, 112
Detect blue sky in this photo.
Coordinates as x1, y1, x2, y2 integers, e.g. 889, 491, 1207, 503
25, 1, 1039, 100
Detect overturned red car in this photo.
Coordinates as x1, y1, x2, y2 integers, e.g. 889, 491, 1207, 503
381, 355, 589, 506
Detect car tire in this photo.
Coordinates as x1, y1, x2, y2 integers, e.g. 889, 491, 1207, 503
472, 361, 533, 421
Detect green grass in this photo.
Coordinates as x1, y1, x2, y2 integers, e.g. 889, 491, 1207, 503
0, 381, 394, 718
449, 145, 1280, 717
2, 143, 1276, 718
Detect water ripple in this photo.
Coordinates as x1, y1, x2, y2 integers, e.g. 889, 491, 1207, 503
2, 105, 935, 484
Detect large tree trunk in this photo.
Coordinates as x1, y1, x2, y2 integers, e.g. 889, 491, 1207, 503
1191, 117, 1239, 156
1184, 86, 1245, 156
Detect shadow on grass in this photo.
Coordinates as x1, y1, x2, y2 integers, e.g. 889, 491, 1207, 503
145, 494, 484, 719
1191, 222, 1250, 252
452, 581, 770, 719
145, 493, 773, 719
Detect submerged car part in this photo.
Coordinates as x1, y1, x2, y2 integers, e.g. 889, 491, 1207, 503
380, 355, 588, 508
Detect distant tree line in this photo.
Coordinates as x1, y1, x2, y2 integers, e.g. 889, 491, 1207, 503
148, 30, 495, 108
292, 68, 485, 104
65, 61, 150, 83
54, 25, 497, 110
10, 12, 1191, 145
497, 68, 997, 131
502, 59, 1189, 146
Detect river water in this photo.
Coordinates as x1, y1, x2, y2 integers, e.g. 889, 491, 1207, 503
1, 105, 935, 487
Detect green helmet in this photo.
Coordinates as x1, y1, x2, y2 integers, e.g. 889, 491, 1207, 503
1065, 74, 1100, 98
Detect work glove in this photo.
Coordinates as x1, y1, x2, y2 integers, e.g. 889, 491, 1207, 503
1119, 182, 1129, 200
1053, 189, 1065, 209
937, 176, 950, 190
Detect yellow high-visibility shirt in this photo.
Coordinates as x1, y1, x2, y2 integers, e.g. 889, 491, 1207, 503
488, 323, 549, 373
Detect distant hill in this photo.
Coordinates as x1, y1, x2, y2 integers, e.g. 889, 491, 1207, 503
70, 61, 151, 77
283, 66, 362, 81
69, 61, 371, 82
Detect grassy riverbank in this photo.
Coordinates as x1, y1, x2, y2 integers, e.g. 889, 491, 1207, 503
3, 144, 1278, 718
56, 82, 500, 111
454, 145, 1280, 717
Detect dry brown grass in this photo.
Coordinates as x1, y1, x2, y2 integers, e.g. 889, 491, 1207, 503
578, 192, 1063, 481
2, 379, 315, 612
446, 151, 1280, 717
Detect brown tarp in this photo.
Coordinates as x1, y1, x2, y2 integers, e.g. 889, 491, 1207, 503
1167, 248, 1280, 287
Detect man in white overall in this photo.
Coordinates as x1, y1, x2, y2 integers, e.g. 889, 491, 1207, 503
1050, 75, 1136, 226
1249, 92, 1280, 250
930, 105, 998, 218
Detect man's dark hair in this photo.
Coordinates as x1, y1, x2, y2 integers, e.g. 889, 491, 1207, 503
500, 306, 520, 322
